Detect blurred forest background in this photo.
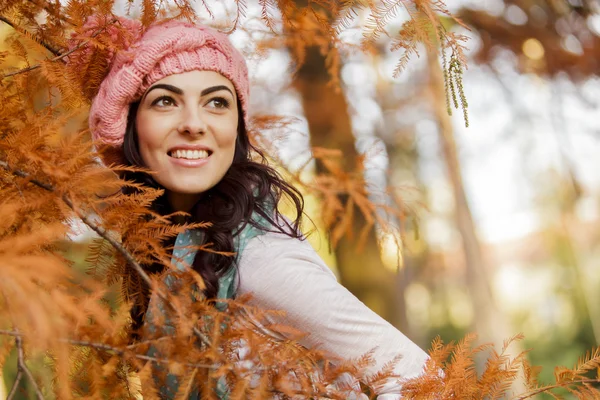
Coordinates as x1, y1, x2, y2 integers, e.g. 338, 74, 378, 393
1, 0, 600, 398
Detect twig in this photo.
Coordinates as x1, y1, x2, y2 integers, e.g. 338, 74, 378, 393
66, 338, 220, 370
125, 335, 171, 350
221, 0, 245, 34
0, 15, 61, 56
62, 195, 155, 288
1, 19, 113, 80
0, 160, 54, 191
0, 160, 212, 347
26, 0, 77, 26
0, 329, 228, 371
0, 329, 21, 338
513, 380, 600, 400
2, 62, 42, 79
6, 335, 22, 400
12, 331, 44, 400
6, 367, 23, 400
0, 331, 341, 398
62, 195, 210, 346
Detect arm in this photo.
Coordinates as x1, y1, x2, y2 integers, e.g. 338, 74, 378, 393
236, 231, 429, 398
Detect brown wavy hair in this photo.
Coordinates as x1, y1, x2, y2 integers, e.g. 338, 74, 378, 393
121, 100, 305, 331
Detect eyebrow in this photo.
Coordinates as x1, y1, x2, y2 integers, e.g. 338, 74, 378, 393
143, 84, 183, 99
201, 85, 234, 98
143, 84, 235, 100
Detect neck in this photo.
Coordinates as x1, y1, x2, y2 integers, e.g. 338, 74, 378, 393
167, 192, 202, 216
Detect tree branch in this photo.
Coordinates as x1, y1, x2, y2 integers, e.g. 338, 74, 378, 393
0, 160, 54, 191
0, 15, 61, 56
26, 0, 77, 26
0, 329, 340, 399
0, 160, 211, 347
1, 19, 113, 80
514, 380, 600, 400
62, 195, 155, 288
0, 329, 225, 371
8, 331, 44, 400
6, 337, 23, 400
6, 371, 23, 400
66, 338, 219, 370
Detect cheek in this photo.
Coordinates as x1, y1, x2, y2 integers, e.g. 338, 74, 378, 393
136, 115, 166, 162
215, 121, 239, 160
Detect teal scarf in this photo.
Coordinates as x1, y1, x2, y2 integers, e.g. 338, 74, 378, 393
145, 219, 267, 399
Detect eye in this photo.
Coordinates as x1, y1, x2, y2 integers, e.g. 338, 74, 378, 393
207, 97, 230, 109
151, 96, 177, 108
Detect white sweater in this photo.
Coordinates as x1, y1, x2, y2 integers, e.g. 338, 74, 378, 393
236, 230, 429, 399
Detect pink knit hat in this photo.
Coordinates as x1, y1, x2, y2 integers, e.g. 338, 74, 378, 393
88, 18, 249, 147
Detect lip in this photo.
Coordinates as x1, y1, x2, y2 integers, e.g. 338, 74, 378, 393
169, 156, 210, 168
167, 144, 213, 168
167, 144, 213, 154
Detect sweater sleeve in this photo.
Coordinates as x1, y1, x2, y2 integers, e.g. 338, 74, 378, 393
236, 231, 429, 398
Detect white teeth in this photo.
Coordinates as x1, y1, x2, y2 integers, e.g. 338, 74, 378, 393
171, 149, 209, 159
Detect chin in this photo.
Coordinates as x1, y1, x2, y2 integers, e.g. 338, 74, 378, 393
170, 186, 212, 195
160, 178, 217, 195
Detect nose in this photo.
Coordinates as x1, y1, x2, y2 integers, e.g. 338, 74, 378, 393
177, 106, 207, 136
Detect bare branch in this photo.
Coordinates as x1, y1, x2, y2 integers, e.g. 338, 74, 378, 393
6, 369, 23, 400
0, 330, 21, 338
6, 335, 23, 400
12, 332, 44, 400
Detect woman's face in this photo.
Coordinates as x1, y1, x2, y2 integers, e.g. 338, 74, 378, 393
135, 70, 239, 211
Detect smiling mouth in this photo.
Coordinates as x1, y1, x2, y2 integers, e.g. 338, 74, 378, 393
168, 149, 212, 160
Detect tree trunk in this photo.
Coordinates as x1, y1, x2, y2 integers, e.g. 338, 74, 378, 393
380, 134, 423, 340
427, 49, 529, 396
426, 49, 509, 343
291, 44, 405, 328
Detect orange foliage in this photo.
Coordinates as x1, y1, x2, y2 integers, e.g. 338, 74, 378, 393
0, 0, 599, 398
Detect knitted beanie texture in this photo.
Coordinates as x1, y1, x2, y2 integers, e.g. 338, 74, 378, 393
88, 19, 249, 147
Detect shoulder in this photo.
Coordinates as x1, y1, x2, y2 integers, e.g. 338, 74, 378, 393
239, 229, 334, 275
235, 229, 430, 386
244, 226, 307, 250
236, 229, 337, 295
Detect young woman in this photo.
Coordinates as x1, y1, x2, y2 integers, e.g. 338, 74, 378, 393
88, 17, 429, 399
